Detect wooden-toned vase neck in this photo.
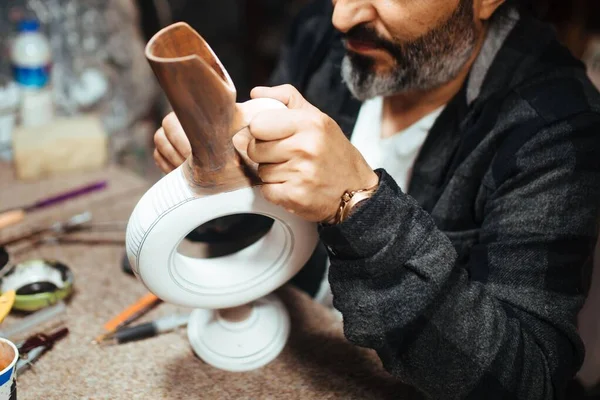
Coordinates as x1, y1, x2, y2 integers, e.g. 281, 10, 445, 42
146, 22, 258, 194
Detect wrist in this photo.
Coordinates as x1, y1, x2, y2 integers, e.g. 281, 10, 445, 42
363, 171, 380, 190
322, 171, 380, 225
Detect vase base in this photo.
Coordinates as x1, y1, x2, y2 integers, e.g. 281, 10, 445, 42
187, 293, 290, 372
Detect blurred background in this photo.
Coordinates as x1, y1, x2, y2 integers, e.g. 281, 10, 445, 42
0, 0, 313, 181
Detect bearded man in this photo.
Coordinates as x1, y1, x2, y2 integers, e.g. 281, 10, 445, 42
153, 0, 600, 397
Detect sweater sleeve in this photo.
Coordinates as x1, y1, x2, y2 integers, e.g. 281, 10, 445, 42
319, 114, 600, 399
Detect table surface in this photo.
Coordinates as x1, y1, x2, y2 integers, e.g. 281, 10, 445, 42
0, 163, 419, 400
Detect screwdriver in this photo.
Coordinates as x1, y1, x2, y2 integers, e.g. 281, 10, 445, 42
98, 313, 190, 345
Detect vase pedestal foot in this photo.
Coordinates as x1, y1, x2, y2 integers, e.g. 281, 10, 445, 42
187, 293, 290, 372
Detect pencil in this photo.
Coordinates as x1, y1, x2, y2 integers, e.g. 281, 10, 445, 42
94, 293, 161, 343
104, 293, 161, 331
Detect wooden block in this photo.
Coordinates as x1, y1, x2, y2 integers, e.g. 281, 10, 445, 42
12, 115, 108, 180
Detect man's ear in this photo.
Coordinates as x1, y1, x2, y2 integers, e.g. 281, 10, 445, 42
478, 0, 506, 20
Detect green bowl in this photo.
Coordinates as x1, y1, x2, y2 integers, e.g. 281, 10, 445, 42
0, 259, 74, 312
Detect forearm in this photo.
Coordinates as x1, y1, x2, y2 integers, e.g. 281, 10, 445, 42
319, 170, 584, 399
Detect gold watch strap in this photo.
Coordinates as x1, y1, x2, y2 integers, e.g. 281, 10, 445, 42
325, 176, 380, 225
338, 189, 375, 223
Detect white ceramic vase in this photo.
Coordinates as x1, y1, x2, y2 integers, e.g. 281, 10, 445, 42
125, 22, 318, 372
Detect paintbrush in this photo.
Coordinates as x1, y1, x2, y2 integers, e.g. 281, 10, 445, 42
0, 180, 107, 230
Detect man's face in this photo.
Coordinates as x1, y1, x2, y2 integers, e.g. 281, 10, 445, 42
333, 0, 483, 100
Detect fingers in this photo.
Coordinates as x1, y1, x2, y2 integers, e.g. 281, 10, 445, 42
161, 113, 192, 158
260, 182, 289, 208
257, 163, 289, 184
259, 181, 310, 215
153, 148, 177, 173
247, 108, 300, 141
232, 128, 253, 153
247, 137, 294, 164
250, 84, 311, 110
236, 98, 286, 128
154, 127, 187, 167
152, 112, 191, 174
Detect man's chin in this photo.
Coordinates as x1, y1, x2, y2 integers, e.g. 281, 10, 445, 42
341, 55, 382, 101
341, 55, 414, 101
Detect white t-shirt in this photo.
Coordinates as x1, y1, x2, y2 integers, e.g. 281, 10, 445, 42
350, 96, 445, 192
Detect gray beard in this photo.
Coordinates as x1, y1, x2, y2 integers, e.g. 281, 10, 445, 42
340, 0, 479, 101
341, 37, 476, 101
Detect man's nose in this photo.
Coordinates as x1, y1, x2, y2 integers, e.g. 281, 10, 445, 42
332, 0, 377, 33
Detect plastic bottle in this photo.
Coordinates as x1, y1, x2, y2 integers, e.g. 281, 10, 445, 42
0, 81, 20, 161
10, 19, 54, 127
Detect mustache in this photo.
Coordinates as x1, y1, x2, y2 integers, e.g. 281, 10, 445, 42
343, 25, 400, 56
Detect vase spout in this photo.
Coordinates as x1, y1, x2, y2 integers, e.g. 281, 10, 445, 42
145, 22, 252, 193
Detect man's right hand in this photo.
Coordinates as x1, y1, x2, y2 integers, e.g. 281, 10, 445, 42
153, 112, 192, 173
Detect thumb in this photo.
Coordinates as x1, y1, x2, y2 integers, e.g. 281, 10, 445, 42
234, 97, 287, 133
251, 84, 311, 110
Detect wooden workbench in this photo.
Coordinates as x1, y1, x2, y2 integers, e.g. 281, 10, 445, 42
0, 163, 418, 399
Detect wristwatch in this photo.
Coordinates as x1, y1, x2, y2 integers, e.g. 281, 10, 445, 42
324, 173, 380, 225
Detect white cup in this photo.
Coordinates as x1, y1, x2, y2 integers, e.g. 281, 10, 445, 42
0, 338, 18, 400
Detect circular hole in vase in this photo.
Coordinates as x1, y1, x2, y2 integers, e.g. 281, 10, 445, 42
177, 214, 275, 259
171, 212, 295, 296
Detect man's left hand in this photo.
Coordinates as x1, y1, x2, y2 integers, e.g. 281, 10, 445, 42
237, 84, 379, 223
